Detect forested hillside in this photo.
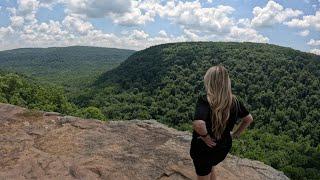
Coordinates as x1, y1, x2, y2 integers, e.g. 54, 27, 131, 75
76, 42, 320, 179
0, 46, 134, 93
0, 71, 105, 120
0, 71, 74, 114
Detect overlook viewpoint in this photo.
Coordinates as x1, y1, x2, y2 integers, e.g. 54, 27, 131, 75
0, 103, 289, 180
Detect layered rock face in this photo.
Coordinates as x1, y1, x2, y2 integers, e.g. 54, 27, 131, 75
0, 103, 289, 180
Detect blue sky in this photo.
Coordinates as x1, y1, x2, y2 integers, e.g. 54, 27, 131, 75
0, 0, 319, 55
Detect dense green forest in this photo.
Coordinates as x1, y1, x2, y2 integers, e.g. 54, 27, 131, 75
78, 42, 319, 179
1, 42, 319, 179
0, 46, 134, 95
0, 71, 105, 120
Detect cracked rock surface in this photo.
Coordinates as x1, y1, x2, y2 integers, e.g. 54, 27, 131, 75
0, 103, 289, 180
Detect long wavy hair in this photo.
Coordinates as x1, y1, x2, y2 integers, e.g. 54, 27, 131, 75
204, 65, 237, 140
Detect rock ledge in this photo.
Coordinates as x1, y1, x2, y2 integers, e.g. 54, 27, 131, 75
0, 103, 289, 180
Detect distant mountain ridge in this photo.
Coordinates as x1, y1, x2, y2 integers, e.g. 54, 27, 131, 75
0, 46, 135, 90
1, 45, 133, 52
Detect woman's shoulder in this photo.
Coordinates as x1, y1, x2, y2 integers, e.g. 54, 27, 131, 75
196, 93, 208, 104
231, 95, 250, 118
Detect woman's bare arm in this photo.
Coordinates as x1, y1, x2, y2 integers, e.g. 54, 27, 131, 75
192, 120, 216, 147
192, 120, 208, 136
232, 114, 253, 138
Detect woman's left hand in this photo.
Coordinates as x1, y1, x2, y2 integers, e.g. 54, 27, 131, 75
200, 135, 216, 148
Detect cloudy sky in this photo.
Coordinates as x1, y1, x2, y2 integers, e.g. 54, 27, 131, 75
0, 0, 319, 55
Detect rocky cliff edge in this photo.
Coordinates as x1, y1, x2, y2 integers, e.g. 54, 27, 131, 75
0, 103, 289, 180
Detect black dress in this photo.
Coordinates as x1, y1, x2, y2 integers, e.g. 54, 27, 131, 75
189, 94, 250, 176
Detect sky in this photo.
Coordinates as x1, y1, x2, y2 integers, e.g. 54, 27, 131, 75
0, 0, 319, 55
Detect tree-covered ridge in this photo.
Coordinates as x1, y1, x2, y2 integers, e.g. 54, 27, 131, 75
92, 42, 320, 143
0, 46, 135, 93
80, 42, 320, 179
0, 71, 74, 114
0, 71, 105, 121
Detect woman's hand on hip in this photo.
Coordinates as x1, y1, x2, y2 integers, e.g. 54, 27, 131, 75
199, 135, 216, 148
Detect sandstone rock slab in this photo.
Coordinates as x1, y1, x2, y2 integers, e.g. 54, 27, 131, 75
0, 103, 289, 180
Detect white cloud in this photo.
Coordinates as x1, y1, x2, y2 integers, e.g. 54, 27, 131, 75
157, 1, 235, 34
1, 0, 160, 50
62, 0, 155, 26
0, 0, 270, 50
227, 26, 269, 43
158, 30, 168, 37
39, 0, 63, 9
310, 48, 320, 55
64, 0, 132, 17
183, 29, 201, 41
62, 14, 94, 35
285, 11, 320, 31
110, 1, 156, 26
17, 0, 39, 15
21, 20, 68, 44
10, 16, 25, 28
0, 17, 186, 51
151, 0, 269, 43
251, 0, 302, 27
6, 0, 40, 27
129, 29, 149, 40
0, 27, 14, 40
298, 29, 309, 36
6, 7, 16, 14
83, 29, 186, 50
237, 18, 251, 27
307, 39, 320, 46
17, 0, 39, 23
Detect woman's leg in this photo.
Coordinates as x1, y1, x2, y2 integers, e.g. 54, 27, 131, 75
197, 173, 211, 180
210, 166, 217, 180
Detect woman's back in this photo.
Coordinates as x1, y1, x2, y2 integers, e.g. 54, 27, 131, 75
189, 93, 251, 176
191, 94, 250, 142
189, 65, 253, 178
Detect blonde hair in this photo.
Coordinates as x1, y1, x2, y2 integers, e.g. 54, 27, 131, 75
204, 65, 237, 140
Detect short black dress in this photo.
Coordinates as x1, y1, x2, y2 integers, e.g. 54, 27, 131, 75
189, 94, 250, 176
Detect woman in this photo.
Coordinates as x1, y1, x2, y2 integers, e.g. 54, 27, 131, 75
189, 65, 253, 180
